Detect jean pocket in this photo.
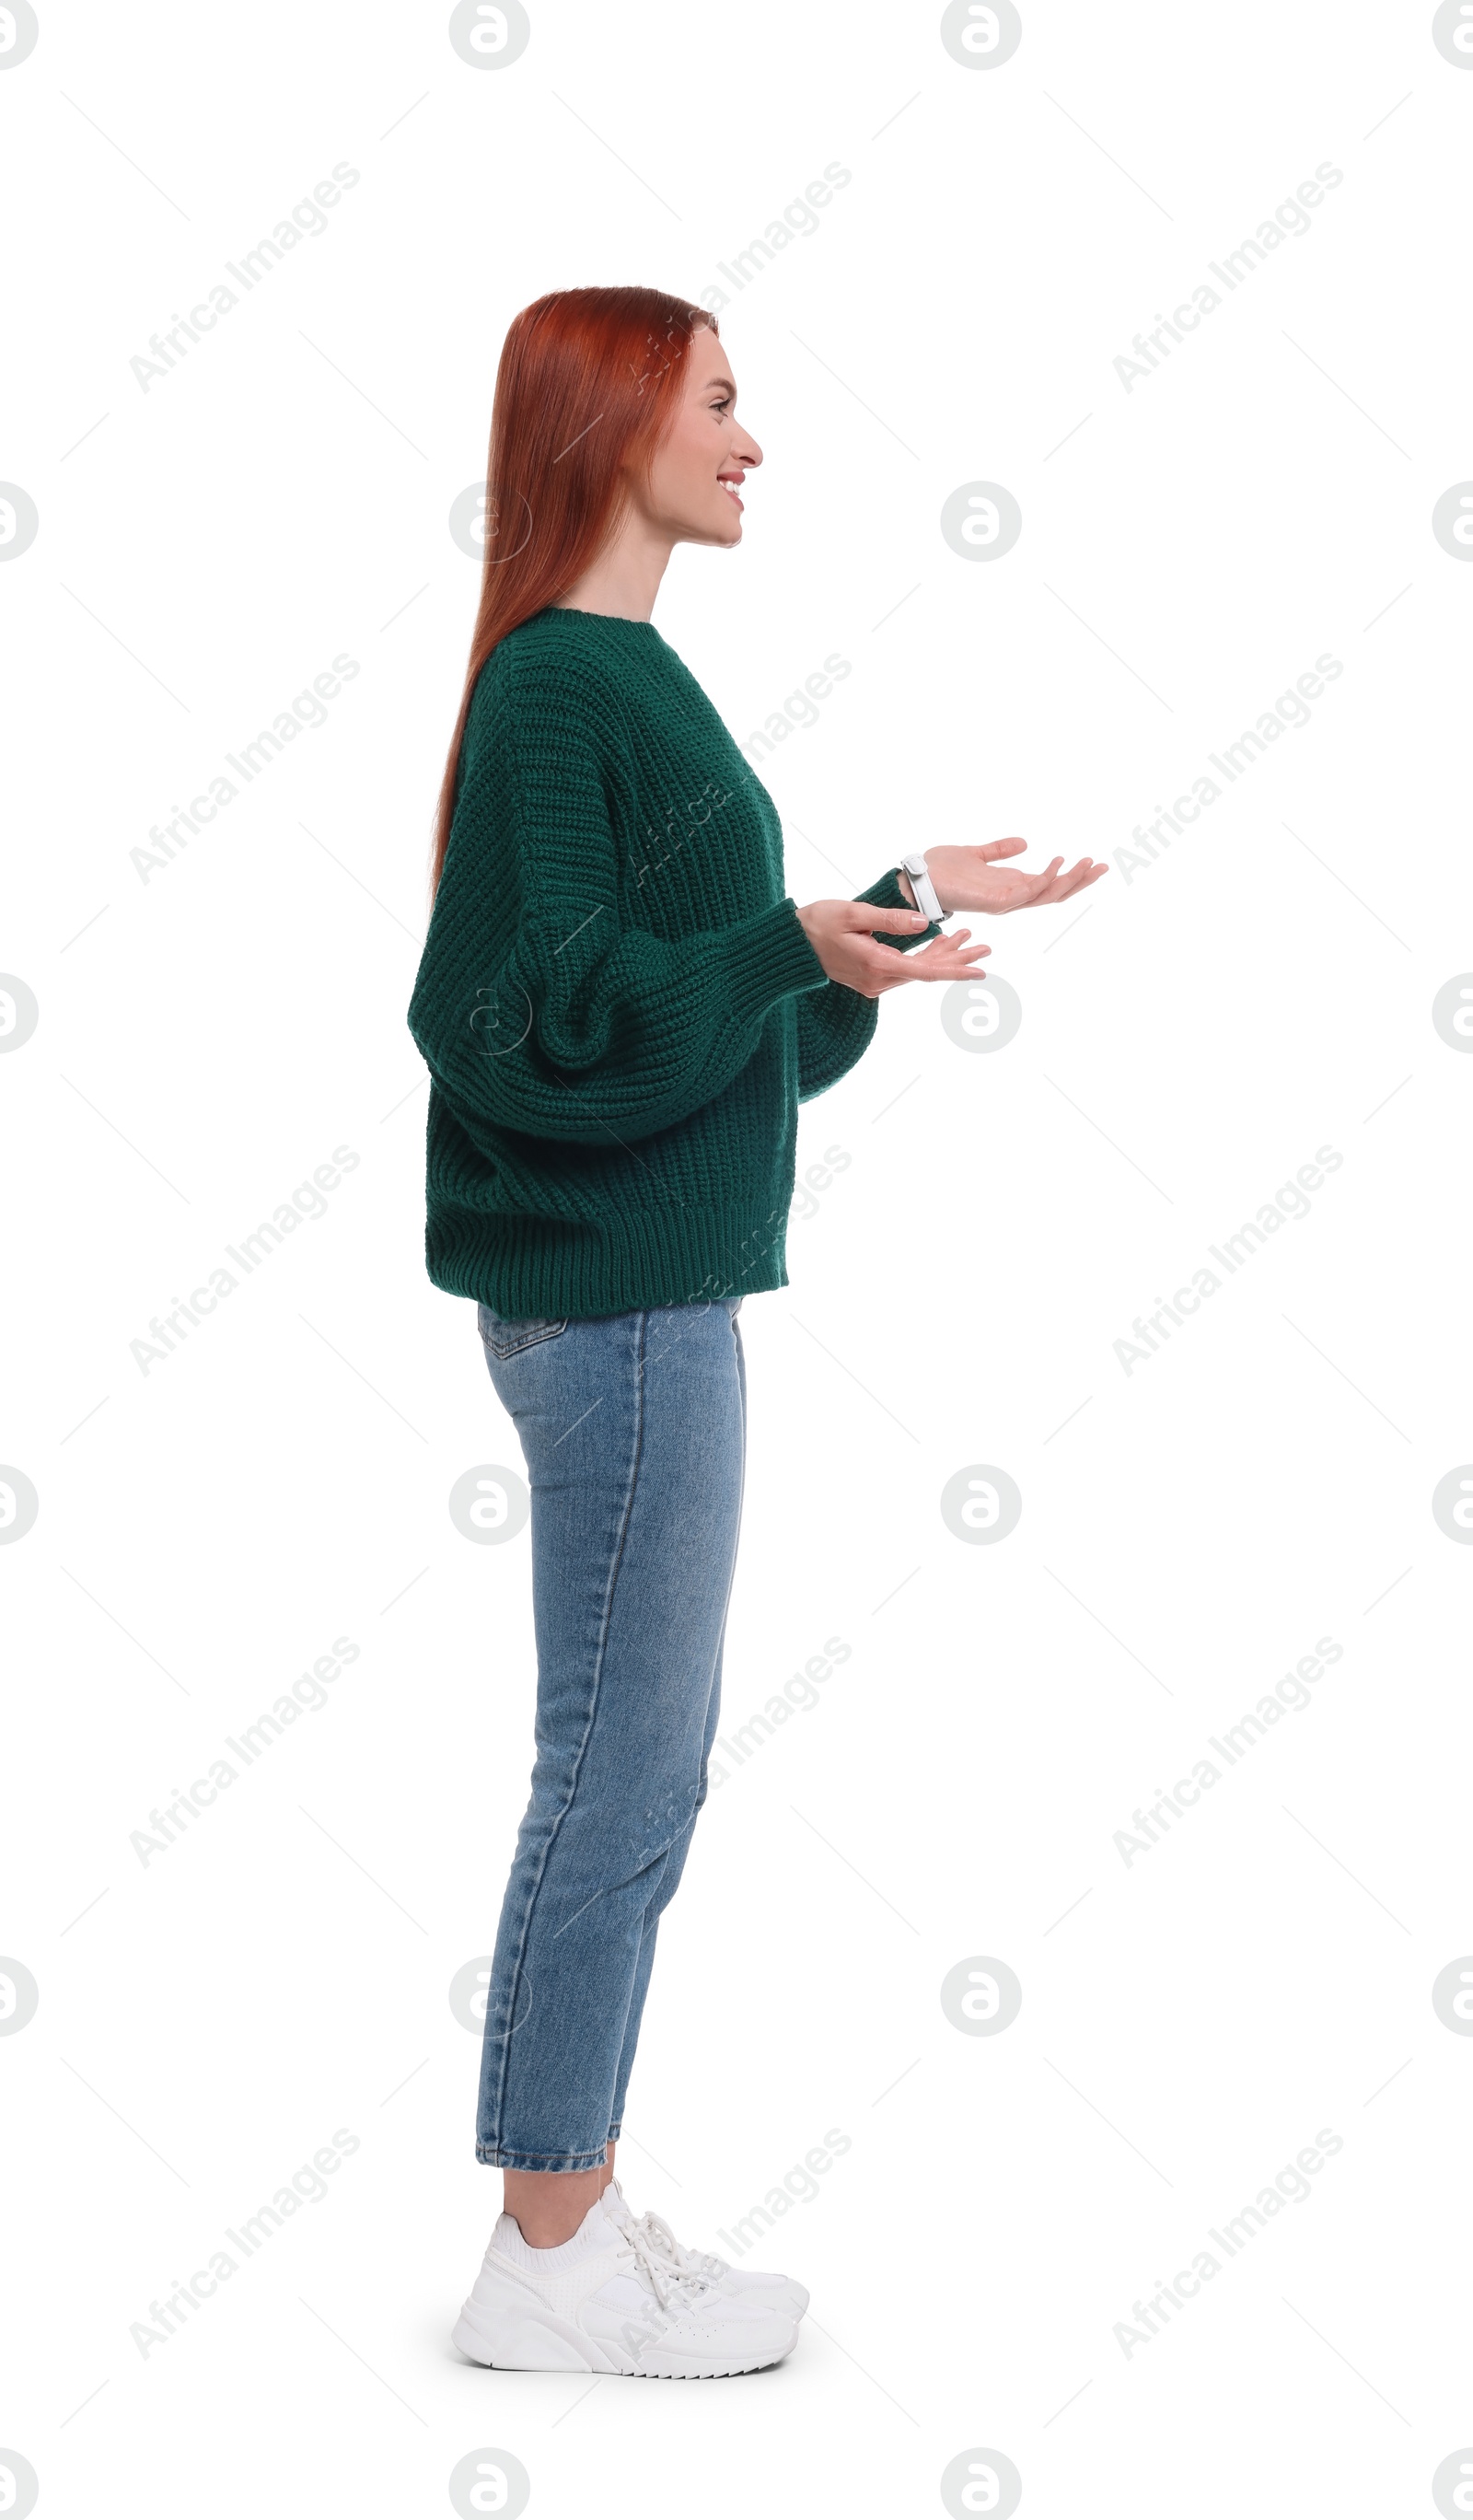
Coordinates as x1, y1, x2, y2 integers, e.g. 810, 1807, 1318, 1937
477, 1305, 569, 1360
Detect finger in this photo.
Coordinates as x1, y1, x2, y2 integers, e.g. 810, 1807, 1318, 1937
1031, 864, 1087, 903
914, 950, 991, 981
980, 836, 1027, 861
864, 934, 987, 986
855, 903, 933, 933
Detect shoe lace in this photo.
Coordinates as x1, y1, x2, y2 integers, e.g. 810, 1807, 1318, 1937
606, 2201, 714, 2313
633, 2207, 724, 2286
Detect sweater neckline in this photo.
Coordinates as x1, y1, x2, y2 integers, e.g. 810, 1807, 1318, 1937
543, 605, 661, 632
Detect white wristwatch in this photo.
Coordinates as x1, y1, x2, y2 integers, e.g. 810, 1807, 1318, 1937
899, 849, 945, 923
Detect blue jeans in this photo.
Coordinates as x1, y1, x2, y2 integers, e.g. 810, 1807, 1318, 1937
474, 1295, 748, 2171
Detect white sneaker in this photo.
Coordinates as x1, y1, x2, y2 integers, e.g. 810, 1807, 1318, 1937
610, 2180, 810, 2322
451, 2189, 799, 2379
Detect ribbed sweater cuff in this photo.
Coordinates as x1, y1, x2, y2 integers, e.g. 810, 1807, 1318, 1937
857, 865, 942, 952
719, 897, 828, 1019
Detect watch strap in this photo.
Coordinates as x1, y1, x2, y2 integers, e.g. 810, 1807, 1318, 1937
900, 851, 945, 924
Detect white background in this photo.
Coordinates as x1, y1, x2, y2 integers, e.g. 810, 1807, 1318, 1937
4, 2, 1473, 2513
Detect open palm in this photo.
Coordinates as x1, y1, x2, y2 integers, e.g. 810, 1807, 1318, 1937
922, 838, 1108, 914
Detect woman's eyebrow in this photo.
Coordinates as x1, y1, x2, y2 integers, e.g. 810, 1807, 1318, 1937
702, 370, 737, 397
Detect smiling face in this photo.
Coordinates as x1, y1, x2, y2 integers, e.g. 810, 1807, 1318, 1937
632, 325, 762, 550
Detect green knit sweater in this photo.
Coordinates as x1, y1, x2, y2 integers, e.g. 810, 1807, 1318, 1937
407, 606, 937, 1318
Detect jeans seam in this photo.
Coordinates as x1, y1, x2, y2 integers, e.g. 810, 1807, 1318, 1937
482, 1307, 649, 2158
699, 1304, 747, 1815
607, 1309, 745, 2133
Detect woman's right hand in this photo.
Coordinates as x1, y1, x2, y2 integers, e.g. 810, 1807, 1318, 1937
795, 899, 992, 1000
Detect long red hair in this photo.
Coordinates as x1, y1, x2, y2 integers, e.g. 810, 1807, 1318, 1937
428, 285, 716, 902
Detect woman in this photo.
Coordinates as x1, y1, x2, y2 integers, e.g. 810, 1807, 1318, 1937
408, 285, 1103, 2381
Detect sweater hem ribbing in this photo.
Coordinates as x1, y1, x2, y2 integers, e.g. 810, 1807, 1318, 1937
426, 1200, 793, 1321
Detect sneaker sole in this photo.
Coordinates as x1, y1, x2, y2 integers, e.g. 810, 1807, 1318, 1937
452, 2301, 795, 2379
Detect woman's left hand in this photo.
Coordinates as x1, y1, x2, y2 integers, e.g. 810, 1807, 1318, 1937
918, 840, 1108, 914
